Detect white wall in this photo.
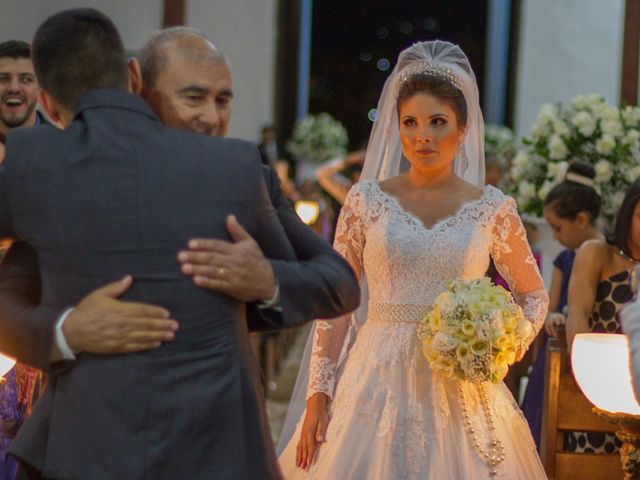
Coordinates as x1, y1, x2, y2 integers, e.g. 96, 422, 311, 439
0, 0, 163, 50
187, 0, 277, 141
514, 0, 625, 137
514, 0, 625, 287
0, 0, 278, 141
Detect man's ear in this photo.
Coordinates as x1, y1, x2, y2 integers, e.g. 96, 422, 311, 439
38, 91, 63, 126
128, 58, 143, 96
37, 91, 71, 128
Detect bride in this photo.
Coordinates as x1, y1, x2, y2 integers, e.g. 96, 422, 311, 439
278, 40, 548, 479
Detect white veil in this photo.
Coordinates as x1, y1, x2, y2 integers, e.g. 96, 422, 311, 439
276, 40, 485, 453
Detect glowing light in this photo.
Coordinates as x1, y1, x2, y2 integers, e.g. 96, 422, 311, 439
0, 353, 15, 379
368, 109, 377, 122
572, 333, 640, 414
295, 200, 320, 225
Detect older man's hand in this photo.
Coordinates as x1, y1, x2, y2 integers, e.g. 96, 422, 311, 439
178, 215, 277, 302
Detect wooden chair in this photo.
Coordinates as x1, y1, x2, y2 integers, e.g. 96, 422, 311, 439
541, 327, 623, 479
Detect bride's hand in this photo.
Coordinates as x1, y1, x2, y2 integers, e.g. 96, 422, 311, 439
296, 393, 330, 470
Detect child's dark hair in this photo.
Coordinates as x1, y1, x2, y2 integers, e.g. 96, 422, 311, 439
543, 162, 600, 224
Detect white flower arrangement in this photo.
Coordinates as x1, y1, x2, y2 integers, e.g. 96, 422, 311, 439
505, 94, 640, 225
485, 123, 516, 162
286, 112, 349, 164
418, 278, 532, 383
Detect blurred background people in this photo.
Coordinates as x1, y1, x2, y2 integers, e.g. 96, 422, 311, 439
258, 124, 281, 167
563, 178, 640, 454
0, 39, 47, 480
315, 147, 365, 205
520, 162, 602, 450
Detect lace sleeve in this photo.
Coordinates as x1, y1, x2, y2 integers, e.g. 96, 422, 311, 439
306, 185, 366, 401
490, 197, 549, 358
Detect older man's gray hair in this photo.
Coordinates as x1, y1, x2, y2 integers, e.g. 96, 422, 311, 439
139, 26, 228, 87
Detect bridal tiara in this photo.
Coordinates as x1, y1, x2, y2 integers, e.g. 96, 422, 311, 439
398, 62, 462, 91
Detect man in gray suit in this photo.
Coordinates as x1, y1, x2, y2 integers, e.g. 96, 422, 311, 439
0, 8, 336, 479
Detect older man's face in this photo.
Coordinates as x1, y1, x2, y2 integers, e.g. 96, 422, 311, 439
0, 57, 38, 132
144, 50, 233, 137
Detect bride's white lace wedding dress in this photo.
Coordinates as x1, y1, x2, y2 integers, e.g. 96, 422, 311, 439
278, 180, 549, 479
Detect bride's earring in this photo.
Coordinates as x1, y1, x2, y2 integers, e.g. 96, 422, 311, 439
456, 142, 469, 173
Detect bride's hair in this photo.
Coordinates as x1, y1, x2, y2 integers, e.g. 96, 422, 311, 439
396, 73, 468, 129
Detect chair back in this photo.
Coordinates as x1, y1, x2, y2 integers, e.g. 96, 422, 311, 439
540, 326, 623, 479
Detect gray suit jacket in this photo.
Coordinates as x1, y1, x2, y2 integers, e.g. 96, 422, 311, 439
0, 89, 297, 479
0, 168, 360, 367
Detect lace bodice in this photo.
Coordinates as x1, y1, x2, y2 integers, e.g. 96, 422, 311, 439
307, 181, 549, 400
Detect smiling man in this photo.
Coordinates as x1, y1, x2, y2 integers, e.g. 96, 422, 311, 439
0, 41, 44, 136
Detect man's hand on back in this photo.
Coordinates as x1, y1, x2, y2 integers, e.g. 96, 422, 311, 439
63, 275, 179, 354
177, 215, 277, 302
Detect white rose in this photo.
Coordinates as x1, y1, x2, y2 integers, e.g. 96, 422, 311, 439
530, 121, 549, 141
570, 95, 589, 109
552, 119, 570, 136
519, 181, 536, 200
595, 104, 619, 122
512, 150, 529, 168
432, 332, 458, 352
538, 179, 557, 201
601, 119, 623, 138
609, 190, 626, 212
547, 160, 569, 183
548, 134, 569, 160
511, 164, 526, 182
624, 129, 640, 146
571, 94, 603, 110
571, 111, 596, 137
594, 160, 613, 182
538, 103, 558, 120
623, 106, 640, 126
626, 165, 640, 182
595, 134, 616, 155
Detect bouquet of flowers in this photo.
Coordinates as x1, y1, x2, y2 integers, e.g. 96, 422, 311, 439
286, 112, 349, 164
505, 94, 640, 225
417, 277, 532, 383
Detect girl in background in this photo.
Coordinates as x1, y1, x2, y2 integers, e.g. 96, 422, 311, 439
521, 162, 602, 450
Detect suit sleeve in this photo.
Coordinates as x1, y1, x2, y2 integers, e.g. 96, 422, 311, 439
249, 152, 296, 262
0, 241, 58, 371
250, 167, 360, 331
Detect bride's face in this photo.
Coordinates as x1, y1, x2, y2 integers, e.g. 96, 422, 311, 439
398, 92, 464, 172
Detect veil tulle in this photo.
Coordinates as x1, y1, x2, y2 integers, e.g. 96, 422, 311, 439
276, 40, 485, 454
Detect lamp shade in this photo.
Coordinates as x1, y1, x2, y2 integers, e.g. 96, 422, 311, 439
294, 200, 320, 226
0, 353, 15, 379
572, 333, 640, 415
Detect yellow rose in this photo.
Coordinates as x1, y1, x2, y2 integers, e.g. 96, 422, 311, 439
460, 320, 475, 337
495, 335, 511, 351
470, 340, 488, 356
494, 351, 509, 366
456, 343, 471, 361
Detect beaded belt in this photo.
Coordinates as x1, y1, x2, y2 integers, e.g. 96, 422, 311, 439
367, 303, 430, 324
